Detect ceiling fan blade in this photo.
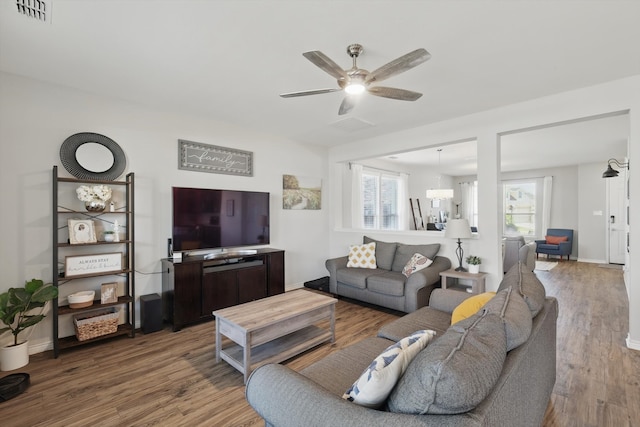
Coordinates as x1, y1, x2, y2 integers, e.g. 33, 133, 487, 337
367, 86, 423, 101
303, 51, 349, 80
280, 88, 342, 98
365, 48, 431, 84
338, 96, 357, 115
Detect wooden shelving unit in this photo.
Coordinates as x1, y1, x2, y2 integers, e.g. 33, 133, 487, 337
52, 166, 135, 357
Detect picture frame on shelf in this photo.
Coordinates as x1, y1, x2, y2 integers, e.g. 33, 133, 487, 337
101, 282, 118, 304
65, 252, 123, 278
68, 219, 97, 244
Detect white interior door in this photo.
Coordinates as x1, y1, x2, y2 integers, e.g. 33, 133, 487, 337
607, 173, 626, 264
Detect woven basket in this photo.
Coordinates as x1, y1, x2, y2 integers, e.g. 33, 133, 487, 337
73, 308, 119, 341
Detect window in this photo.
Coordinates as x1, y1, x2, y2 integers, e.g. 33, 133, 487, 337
459, 180, 478, 228
503, 179, 542, 237
362, 168, 403, 230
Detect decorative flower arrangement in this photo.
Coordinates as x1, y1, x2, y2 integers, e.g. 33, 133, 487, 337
76, 185, 112, 202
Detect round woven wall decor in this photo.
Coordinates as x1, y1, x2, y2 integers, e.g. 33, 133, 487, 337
59, 132, 126, 181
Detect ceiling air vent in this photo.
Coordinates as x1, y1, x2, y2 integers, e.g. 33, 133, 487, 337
16, 0, 51, 23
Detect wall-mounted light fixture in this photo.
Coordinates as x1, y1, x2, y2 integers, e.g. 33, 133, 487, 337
602, 158, 630, 178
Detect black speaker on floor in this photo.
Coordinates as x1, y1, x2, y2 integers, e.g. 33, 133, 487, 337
140, 293, 162, 334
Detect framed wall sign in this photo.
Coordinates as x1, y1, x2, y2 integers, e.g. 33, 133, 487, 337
65, 253, 123, 278
68, 219, 97, 244
178, 139, 253, 176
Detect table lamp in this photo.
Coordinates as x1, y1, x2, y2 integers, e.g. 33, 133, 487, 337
445, 218, 472, 271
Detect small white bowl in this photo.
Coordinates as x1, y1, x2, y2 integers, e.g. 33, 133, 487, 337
68, 290, 95, 309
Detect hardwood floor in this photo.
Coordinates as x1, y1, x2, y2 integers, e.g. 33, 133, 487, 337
541, 262, 640, 427
2, 262, 638, 426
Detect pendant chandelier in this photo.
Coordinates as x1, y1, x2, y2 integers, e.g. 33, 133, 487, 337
426, 149, 454, 200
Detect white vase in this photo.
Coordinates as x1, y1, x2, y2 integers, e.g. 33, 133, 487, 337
1, 341, 29, 371
468, 264, 480, 274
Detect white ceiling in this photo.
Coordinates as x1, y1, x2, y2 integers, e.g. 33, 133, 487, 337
1, 1, 637, 171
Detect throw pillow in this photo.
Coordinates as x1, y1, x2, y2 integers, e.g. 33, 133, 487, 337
364, 236, 397, 271
391, 243, 440, 272
545, 235, 568, 244
451, 292, 496, 324
343, 330, 436, 408
499, 262, 546, 317
347, 242, 377, 269
483, 287, 532, 351
388, 311, 507, 415
402, 253, 434, 277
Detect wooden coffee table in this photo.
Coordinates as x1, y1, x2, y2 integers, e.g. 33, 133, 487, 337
213, 289, 337, 383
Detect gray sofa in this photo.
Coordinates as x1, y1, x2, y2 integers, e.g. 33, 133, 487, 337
504, 236, 536, 273
325, 237, 452, 313
246, 262, 558, 427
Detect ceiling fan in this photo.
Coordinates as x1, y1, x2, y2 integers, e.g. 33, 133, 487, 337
280, 43, 431, 115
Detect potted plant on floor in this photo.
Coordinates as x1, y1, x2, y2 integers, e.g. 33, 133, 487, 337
0, 279, 58, 371
465, 255, 482, 274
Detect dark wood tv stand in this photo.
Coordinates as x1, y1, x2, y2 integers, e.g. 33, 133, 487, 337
161, 248, 284, 331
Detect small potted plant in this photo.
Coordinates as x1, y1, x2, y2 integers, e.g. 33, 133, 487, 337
0, 279, 58, 371
465, 255, 481, 274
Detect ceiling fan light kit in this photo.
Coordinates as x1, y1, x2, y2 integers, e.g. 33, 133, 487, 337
344, 82, 365, 95
281, 43, 430, 115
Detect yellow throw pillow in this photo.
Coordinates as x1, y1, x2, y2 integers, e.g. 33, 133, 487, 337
451, 292, 496, 324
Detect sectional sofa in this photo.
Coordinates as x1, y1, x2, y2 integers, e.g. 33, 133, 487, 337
246, 262, 557, 426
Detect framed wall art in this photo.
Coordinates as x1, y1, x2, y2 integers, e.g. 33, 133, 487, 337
68, 219, 97, 244
283, 174, 322, 210
178, 139, 253, 176
65, 253, 123, 278
100, 282, 119, 304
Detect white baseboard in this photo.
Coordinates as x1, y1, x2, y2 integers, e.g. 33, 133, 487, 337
28, 341, 53, 355
576, 258, 607, 264
285, 282, 304, 292
626, 334, 640, 351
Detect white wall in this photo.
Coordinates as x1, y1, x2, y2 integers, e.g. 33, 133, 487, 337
577, 163, 608, 263
328, 75, 640, 349
0, 72, 330, 352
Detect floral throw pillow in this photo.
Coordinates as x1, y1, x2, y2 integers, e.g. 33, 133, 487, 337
343, 330, 437, 408
402, 253, 433, 277
347, 242, 377, 269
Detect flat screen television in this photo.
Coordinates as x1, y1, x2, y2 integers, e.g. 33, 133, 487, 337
172, 186, 270, 252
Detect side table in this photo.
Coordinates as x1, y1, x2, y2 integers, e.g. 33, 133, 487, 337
439, 269, 488, 294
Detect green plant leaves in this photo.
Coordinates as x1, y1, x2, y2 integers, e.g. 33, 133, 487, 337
0, 278, 58, 346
